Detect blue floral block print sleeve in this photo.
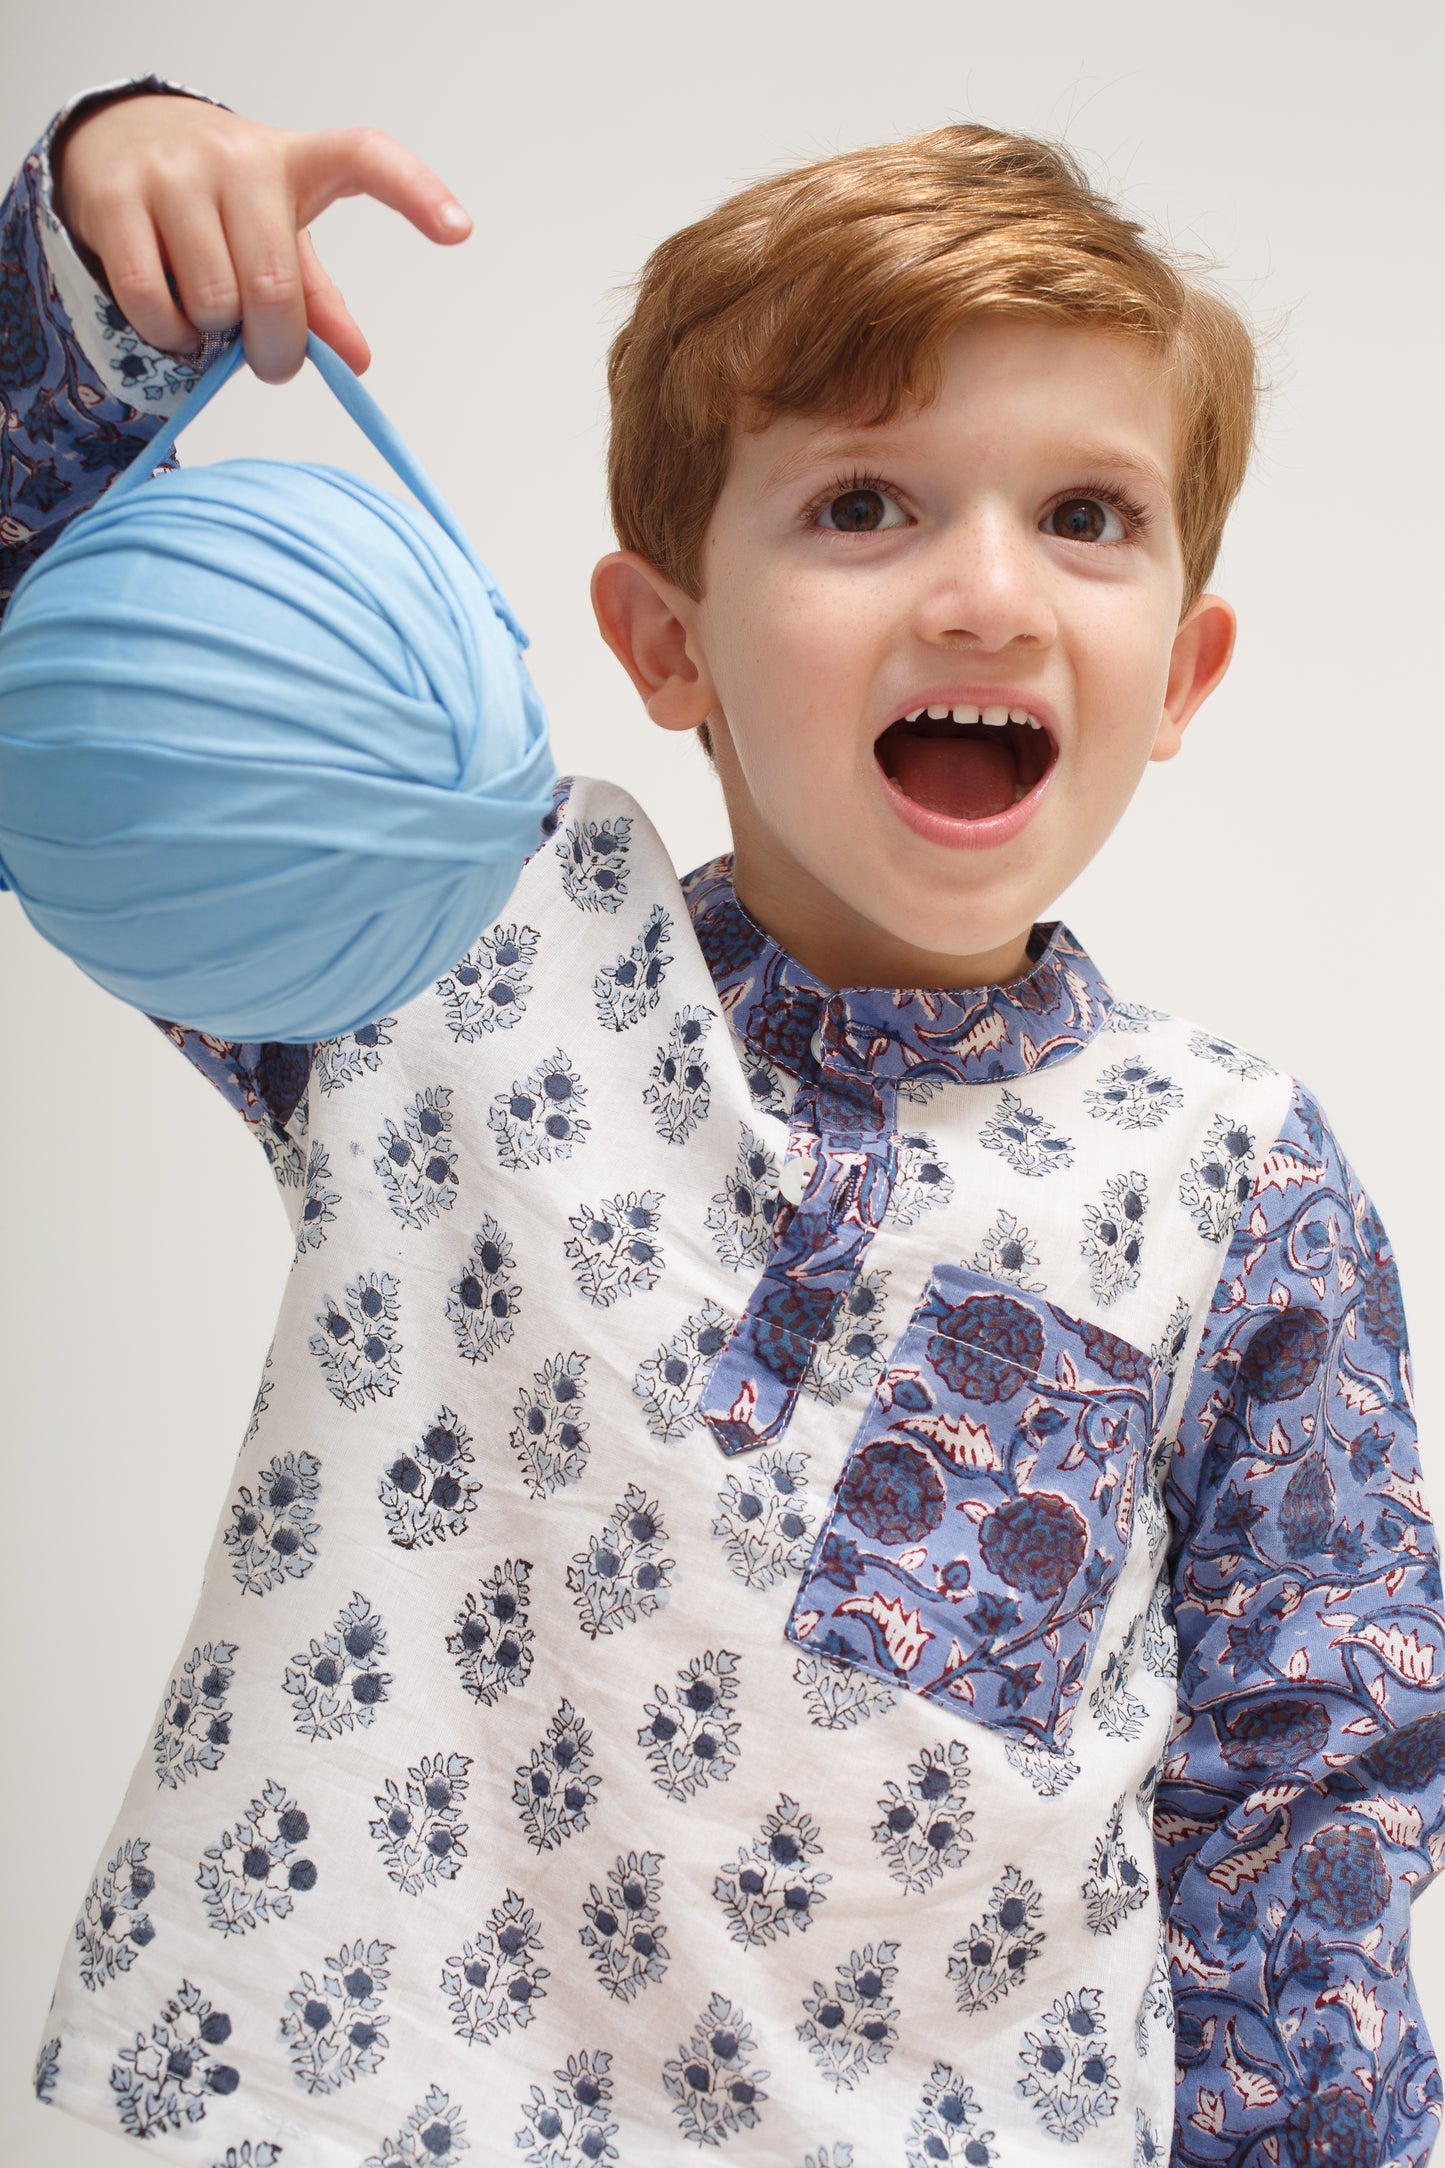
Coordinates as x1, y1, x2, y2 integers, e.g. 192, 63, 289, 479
1160, 1083, 1445, 2166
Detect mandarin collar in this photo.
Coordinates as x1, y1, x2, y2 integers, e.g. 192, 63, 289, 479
681, 854, 1114, 1097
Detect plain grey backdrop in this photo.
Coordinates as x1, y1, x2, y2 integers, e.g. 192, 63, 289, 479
3, 2, 1441, 2160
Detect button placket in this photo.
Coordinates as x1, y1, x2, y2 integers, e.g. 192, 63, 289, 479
700, 1014, 898, 1455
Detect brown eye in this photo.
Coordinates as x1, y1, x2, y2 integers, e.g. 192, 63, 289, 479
1046, 497, 1118, 543
821, 488, 891, 532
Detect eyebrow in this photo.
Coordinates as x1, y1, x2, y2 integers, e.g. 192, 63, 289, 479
766, 433, 1174, 499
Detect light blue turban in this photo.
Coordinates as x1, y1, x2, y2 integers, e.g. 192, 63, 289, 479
0, 333, 556, 1042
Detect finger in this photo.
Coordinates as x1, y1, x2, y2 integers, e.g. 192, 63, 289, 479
85, 197, 199, 353
217, 184, 308, 383
289, 126, 473, 244
151, 192, 242, 335
296, 228, 371, 374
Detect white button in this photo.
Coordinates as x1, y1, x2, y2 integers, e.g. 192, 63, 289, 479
778, 1154, 816, 1205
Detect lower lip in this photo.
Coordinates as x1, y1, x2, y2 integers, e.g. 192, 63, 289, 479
874, 752, 1057, 850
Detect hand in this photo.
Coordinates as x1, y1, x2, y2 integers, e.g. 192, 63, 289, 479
52, 92, 473, 382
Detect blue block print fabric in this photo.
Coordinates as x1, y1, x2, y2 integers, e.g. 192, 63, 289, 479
790, 1269, 1168, 1747
4, 86, 1445, 2168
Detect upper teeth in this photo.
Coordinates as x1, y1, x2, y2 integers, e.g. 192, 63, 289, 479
907, 704, 1043, 730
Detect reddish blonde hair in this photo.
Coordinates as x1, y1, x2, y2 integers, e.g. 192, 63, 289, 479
606, 123, 1263, 617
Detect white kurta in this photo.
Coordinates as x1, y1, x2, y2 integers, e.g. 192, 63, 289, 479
38, 775, 1299, 2166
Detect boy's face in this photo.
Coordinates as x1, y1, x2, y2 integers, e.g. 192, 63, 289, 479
595, 316, 1235, 990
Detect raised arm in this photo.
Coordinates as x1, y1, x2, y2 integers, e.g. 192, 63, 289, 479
1158, 1083, 1445, 2164
1, 78, 473, 619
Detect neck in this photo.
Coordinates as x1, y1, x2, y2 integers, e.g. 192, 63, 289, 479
728, 844, 1036, 994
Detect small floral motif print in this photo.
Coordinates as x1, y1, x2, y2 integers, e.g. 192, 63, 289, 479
489, 1050, 590, 1170
713, 1449, 814, 1588
77, 1838, 157, 1987
283, 1592, 390, 1741
639, 1649, 742, 1799
568, 1483, 673, 1637
1151, 1296, 1192, 1375
448, 1560, 534, 1706
438, 920, 539, 1037
803, 1273, 889, 1407
155, 1642, 237, 1787
1089, 1647, 1149, 1739
947, 1866, 1045, 2012
970, 1208, 1048, 1292
514, 1701, 599, 1850
792, 1651, 897, 1729
375, 1086, 458, 1226
889, 1132, 954, 1225
797, 1942, 900, 2089
1085, 1060, 1183, 1131
1003, 1737, 1080, 1798
594, 902, 673, 1030
1017, 1986, 1118, 2142
1134, 2110, 1164, 2165
516, 2051, 618, 2167
1134, 1936, 1173, 2057
1139, 1576, 1177, 1681
369, 1752, 471, 1895
564, 1189, 666, 1306
1081, 1798, 1148, 1936
707, 1125, 780, 1271
905, 2064, 997, 2166
1081, 1171, 1148, 1305
800, 2151, 854, 2168
1187, 1027, 1273, 1080
644, 1006, 713, 1143
313, 1015, 396, 1092
281, 1938, 392, 2096
446, 1213, 522, 1363
714, 1794, 830, 1945
1178, 1114, 1256, 1243
363, 2084, 468, 2167
1105, 999, 1166, 1035
580, 1850, 669, 2001
980, 1089, 1074, 1177
110, 1980, 240, 2138
633, 1300, 733, 1442
33, 2038, 59, 2106
558, 813, 632, 912
197, 1782, 316, 1935
378, 1406, 480, 1548
872, 1740, 974, 1892
225, 1452, 321, 1595
296, 1138, 341, 1254
741, 1050, 791, 1119
441, 1889, 548, 2044
308, 1271, 402, 1409
663, 1993, 769, 2146
211, 2147, 282, 2168
510, 1353, 590, 1496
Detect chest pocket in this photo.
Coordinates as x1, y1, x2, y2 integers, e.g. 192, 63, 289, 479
786, 1265, 1168, 1750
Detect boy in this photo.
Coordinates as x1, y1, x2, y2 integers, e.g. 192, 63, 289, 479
4, 74, 1443, 2168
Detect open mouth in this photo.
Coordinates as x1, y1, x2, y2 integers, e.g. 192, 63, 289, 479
875, 704, 1057, 821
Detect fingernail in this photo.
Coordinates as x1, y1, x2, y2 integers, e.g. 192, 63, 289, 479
439, 201, 472, 232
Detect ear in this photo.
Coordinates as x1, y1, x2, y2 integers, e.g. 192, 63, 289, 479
1150, 591, 1237, 762
590, 551, 717, 732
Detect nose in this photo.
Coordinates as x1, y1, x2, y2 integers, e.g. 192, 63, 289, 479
911, 503, 1057, 653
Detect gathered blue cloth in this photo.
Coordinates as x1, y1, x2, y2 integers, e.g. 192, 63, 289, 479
0, 333, 556, 1042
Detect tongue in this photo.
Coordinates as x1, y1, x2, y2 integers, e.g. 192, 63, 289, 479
887, 731, 1018, 819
